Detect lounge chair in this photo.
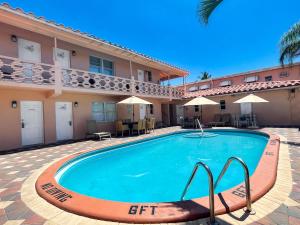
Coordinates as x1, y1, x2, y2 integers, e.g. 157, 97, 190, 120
86, 120, 111, 140
115, 120, 130, 137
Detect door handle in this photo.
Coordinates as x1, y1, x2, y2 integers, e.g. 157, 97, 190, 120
69, 121, 72, 126
21, 121, 25, 128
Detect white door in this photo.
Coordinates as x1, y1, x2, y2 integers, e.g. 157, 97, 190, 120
18, 39, 41, 80
54, 48, 70, 69
21, 101, 44, 146
56, 102, 73, 141
54, 48, 70, 83
137, 69, 145, 82
240, 103, 252, 115
140, 105, 146, 120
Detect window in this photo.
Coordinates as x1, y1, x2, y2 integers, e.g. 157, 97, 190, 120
146, 71, 152, 82
188, 86, 198, 92
89, 56, 114, 76
194, 105, 199, 112
220, 100, 226, 110
92, 102, 116, 122
103, 59, 114, 76
199, 84, 210, 90
279, 71, 289, 78
244, 75, 258, 83
149, 104, 154, 114
265, 75, 272, 81
89, 56, 102, 73
219, 80, 231, 87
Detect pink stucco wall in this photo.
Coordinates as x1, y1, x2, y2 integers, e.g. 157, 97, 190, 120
0, 88, 166, 151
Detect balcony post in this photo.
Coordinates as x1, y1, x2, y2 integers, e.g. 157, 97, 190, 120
129, 60, 135, 95
52, 37, 62, 97
168, 75, 172, 100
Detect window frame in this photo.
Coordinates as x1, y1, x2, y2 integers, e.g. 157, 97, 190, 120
146, 71, 152, 82
89, 55, 115, 76
220, 100, 226, 110
91, 102, 116, 122
265, 75, 272, 81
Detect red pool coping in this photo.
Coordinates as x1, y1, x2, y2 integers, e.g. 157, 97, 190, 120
35, 131, 280, 223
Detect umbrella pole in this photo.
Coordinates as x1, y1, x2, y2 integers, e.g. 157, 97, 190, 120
201, 105, 203, 123
132, 104, 134, 122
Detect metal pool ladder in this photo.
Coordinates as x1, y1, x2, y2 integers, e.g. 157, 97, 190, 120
181, 157, 255, 225
195, 118, 204, 135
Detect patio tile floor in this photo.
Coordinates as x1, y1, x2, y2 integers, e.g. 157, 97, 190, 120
0, 127, 299, 225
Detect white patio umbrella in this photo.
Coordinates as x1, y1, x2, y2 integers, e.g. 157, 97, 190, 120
117, 96, 152, 122
234, 94, 269, 127
234, 94, 269, 104
184, 96, 219, 122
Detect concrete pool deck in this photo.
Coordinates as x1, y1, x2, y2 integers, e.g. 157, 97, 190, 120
0, 127, 300, 224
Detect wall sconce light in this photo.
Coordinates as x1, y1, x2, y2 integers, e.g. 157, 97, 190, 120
74, 101, 79, 107
11, 35, 17, 42
71, 50, 77, 56
11, 100, 17, 108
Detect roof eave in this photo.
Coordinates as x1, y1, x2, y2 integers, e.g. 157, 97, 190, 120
0, 4, 189, 78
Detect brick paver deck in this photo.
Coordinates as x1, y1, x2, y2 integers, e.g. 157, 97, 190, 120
0, 127, 299, 225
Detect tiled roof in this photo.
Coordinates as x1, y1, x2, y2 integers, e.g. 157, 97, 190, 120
0, 3, 188, 75
183, 80, 300, 98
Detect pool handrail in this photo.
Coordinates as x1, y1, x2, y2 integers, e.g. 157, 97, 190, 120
195, 118, 204, 135
181, 161, 216, 224
214, 156, 255, 214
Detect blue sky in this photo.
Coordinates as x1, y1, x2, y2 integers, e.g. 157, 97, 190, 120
3, 0, 300, 85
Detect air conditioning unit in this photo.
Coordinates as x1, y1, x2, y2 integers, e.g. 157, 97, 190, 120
199, 84, 210, 90
219, 80, 232, 87
244, 75, 258, 83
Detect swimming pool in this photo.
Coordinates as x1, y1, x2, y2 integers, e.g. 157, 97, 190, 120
36, 129, 280, 223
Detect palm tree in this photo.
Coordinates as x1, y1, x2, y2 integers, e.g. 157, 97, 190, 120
197, 0, 300, 64
280, 21, 300, 65
198, 71, 212, 80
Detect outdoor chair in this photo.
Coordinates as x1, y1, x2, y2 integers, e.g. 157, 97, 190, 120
86, 120, 111, 140
238, 114, 251, 128
132, 119, 146, 135
146, 117, 155, 133
221, 113, 232, 126
183, 118, 194, 128
115, 120, 130, 137
208, 114, 225, 127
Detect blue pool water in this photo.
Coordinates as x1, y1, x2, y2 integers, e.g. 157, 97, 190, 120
56, 130, 268, 203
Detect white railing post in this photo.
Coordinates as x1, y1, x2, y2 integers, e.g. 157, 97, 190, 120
131, 75, 135, 95
53, 60, 62, 96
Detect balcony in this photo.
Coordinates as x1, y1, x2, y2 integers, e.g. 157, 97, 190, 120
0, 55, 183, 99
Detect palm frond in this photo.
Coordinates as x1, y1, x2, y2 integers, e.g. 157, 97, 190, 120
197, 0, 224, 24
279, 40, 300, 65
280, 22, 300, 47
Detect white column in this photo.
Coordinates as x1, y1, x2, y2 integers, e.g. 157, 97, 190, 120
53, 37, 62, 96
130, 60, 135, 95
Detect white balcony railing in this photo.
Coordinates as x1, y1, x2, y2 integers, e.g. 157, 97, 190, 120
0, 55, 55, 85
62, 68, 183, 98
0, 55, 183, 99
